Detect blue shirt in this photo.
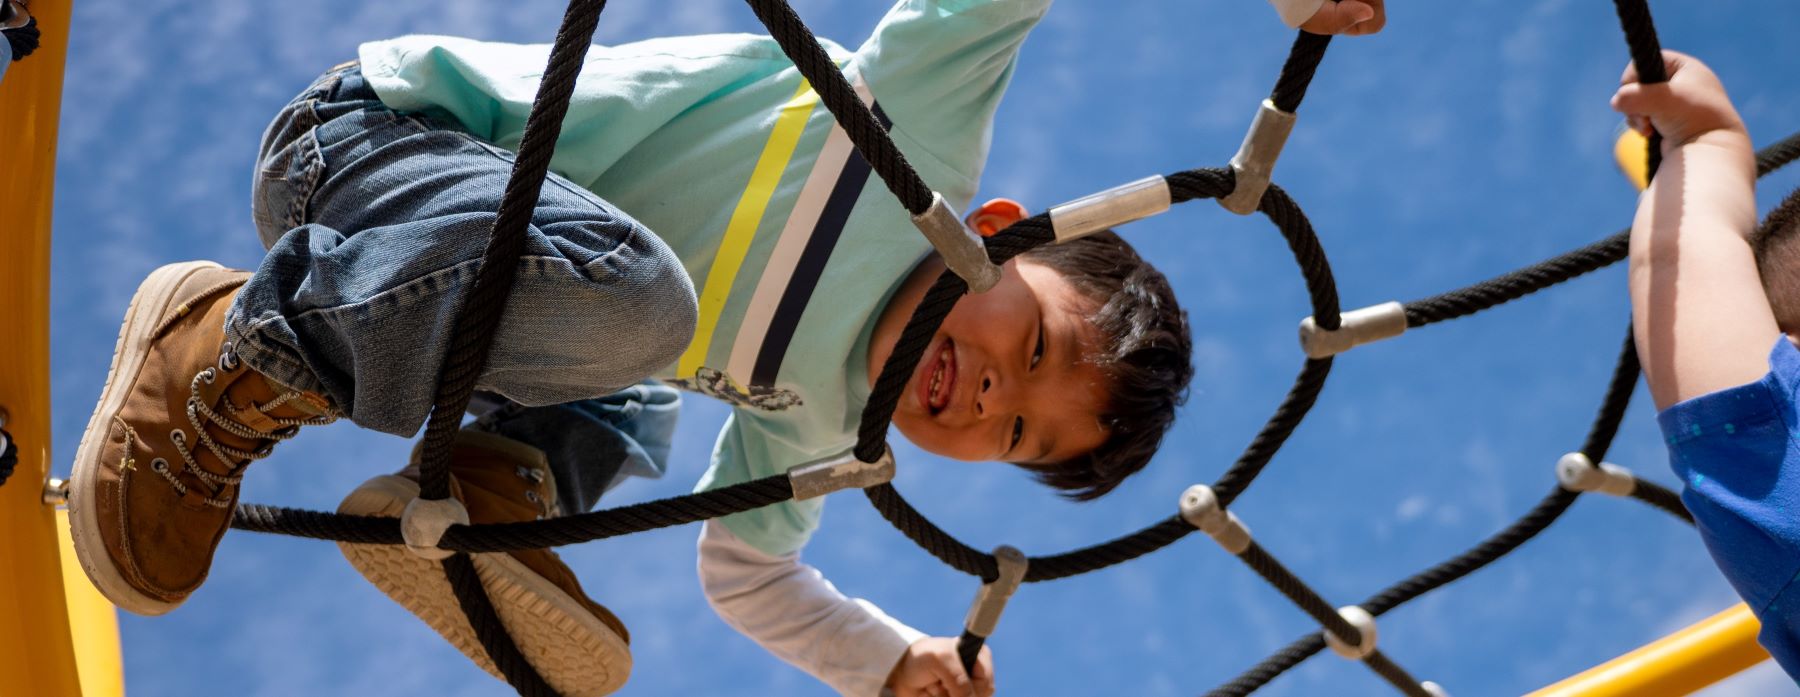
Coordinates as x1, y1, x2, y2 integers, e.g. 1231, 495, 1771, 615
1659, 337, 1800, 679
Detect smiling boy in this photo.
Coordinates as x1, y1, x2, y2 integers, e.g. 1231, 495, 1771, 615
65, 1, 1380, 695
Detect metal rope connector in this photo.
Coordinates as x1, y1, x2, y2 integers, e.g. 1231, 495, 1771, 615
1555, 452, 1637, 497
401, 496, 470, 560
912, 192, 1002, 293
1179, 484, 1252, 554
787, 447, 896, 500
1048, 176, 1172, 242
1299, 302, 1407, 359
1219, 99, 1299, 215
1421, 681, 1451, 697
964, 545, 1028, 638
42, 478, 67, 507
1322, 605, 1379, 660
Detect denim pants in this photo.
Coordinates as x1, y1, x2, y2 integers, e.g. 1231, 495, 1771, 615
230, 64, 694, 511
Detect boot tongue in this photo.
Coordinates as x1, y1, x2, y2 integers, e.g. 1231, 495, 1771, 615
258, 374, 333, 417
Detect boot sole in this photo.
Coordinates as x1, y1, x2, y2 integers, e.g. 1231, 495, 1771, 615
68, 260, 225, 616
337, 475, 631, 696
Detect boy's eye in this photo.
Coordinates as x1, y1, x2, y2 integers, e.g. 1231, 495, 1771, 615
1030, 326, 1044, 369
1010, 416, 1024, 450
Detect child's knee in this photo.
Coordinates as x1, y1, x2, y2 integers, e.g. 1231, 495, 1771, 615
594, 230, 697, 377
506, 218, 696, 391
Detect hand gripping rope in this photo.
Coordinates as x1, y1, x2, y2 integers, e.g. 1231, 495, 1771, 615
197, 0, 1800, 694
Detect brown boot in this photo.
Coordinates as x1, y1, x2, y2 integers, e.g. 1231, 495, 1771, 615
337, 430, 631, 697
67, 261, 337, 615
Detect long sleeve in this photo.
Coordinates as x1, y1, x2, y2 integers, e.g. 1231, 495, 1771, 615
1268, 0, 1326, 28
851, 0, 1053, 185
697, 520, 926, 696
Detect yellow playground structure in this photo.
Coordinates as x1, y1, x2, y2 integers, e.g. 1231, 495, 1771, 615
0, 2, 1780, 695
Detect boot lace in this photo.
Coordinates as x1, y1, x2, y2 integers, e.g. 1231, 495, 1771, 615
151, 345, 339, 508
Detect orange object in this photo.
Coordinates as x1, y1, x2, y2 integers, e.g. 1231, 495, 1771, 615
0, 2, 126, 695
965, 198, 1028, 237
1527, 603, 1768, 697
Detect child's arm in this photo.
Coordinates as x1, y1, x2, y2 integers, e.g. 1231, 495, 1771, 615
1614, 51, 1772, 410
698, 521, 995, 697
1271, 0, 1385, 36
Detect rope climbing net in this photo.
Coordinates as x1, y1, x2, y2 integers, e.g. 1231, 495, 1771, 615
172, 0, 1800, 694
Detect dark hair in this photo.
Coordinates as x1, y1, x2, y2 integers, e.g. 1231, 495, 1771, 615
1750, 186, 1800, 331
1009, 230, 1193, 500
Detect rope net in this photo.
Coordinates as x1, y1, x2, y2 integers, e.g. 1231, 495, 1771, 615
200, 0, 1798, 694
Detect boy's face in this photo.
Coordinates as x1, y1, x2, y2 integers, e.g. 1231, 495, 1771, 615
870, 257, 1110, 464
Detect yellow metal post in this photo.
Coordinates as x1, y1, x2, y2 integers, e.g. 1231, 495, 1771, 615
0, 2, 126, 695
1528, 603, 1769, 697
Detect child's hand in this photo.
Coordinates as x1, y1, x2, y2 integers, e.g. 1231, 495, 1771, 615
1611, 51, 1747, 152
1299, 0, 1385, 36
886, 637, 996, 697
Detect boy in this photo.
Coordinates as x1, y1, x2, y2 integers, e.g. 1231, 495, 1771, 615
1614, 51, 1800, 679
66, 1, 1383, 696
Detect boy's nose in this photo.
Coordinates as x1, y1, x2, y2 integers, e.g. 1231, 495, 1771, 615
974, 370, 1005, 417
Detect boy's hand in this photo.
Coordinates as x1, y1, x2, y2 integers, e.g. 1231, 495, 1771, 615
1300, 0, 1385, 36
886, 637, 995, 697
1611, 51, 1747, 152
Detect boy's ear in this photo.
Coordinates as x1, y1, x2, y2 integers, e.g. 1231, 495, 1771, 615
965, 198, 1028, 237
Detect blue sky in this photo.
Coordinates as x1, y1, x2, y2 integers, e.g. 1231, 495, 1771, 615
39, 0, 1800, 695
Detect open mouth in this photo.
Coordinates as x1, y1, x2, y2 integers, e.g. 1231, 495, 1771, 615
916, 337, 957, 415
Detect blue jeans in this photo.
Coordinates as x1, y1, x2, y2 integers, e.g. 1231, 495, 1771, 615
230, 64, 694, 509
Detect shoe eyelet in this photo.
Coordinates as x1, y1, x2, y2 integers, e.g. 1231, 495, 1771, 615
220, 343, 241, 371
170, 429, 186, 446
200, 367, 216, 384
524, 490, 540, 503
151, 458, 169, 472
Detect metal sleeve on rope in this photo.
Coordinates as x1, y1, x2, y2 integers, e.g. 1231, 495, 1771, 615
42, 477, 67, 506
1179, 485, 1252, 554
1421, 680, 1451, 697
963, 545, 1028, 637
1321, 606, 1378, 660
787, 447, 895, 500
912, 192, 1002, 293
1219, 99, 1298, 215
1048, 176, 1172, 241
1300, 302, 1406, 358
401, 496, 471, 560
1555, 452, 1637, 497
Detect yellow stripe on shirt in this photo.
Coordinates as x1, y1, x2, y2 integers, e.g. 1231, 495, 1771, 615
677, 78, 822, 378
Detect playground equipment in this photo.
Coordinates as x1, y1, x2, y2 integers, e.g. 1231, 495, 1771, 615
2, 0, 1794, 694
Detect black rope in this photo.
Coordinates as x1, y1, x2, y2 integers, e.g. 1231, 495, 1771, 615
1580, 326, 1641, 463
1611, 0, 1666, 178
863, 483, 998, 581
4, 17, 38, 60
232, 475, 795, 551
1205, 634, 1325, 697
741, 0, 932, 215
1269, 31, 1332, 114
415, 0, 608, 503
1363, 651, 1434, 697
1236, 541, 1362, 647
445, 553, 559, 697
1211, 489, 1581, 696
1403, 130, 1800, 329
1024, 517, 1193, 583
1362, 488, 1578, 618
956, 629, 984, 678
1629, 478, 1694, 524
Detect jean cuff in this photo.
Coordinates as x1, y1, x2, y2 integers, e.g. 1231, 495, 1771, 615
224, 312, 330, 397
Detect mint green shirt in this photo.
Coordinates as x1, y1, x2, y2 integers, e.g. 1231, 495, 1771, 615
360, 0, 1050, 555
